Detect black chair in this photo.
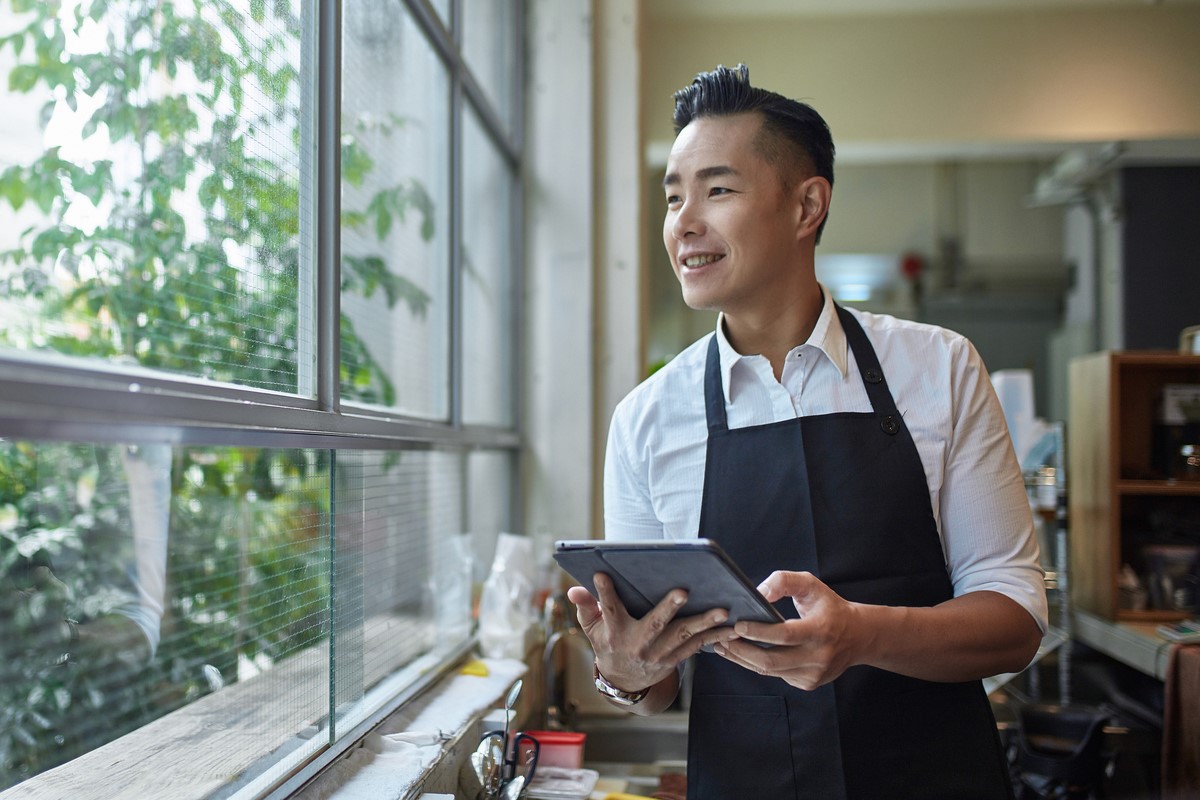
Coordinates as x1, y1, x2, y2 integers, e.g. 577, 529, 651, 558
1010, 705, 1113, 799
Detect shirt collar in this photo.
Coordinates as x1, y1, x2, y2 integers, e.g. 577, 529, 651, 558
713, 284, 851, 406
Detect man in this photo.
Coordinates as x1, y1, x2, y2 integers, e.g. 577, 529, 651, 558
566, 64, 1047, 799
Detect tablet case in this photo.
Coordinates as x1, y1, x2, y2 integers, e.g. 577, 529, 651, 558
553, 539, 784, 627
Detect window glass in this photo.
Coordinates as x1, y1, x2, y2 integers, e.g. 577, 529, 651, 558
0, 439, 482, 793
338, 448, 470, 715
466, 449, 515, 590
341, 6, 451, 417
462, 0, 517, 133
0, 440, 330, 792
0, 0, 523, 794
462, 108, 515, 426
0, 0, 310, 395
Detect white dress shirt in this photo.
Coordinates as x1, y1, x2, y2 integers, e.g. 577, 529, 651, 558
604, 287, 1048, 632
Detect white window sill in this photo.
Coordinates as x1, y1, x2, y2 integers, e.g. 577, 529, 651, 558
295, 658, 527, 800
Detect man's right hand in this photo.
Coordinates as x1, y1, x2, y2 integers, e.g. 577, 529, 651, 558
0, 565, 75, 670
566, 571, 739, 700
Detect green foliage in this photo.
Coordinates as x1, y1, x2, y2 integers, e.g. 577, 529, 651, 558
0, 0, 433, 399
0, 0, 437, 788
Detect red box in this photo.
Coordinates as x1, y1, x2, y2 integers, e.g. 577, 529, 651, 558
525, 730, 587, 770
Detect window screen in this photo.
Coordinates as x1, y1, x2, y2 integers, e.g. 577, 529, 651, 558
0, 0, 311, 396
340, 7, 451, 417
462, 106, 516, 427
0, 0, 523, 796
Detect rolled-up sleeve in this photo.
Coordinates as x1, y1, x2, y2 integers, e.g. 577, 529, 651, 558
603, 401, 665, 542
940, 339, 1048, 632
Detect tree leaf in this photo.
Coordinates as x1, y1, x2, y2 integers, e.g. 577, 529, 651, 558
8, 64, 39, 93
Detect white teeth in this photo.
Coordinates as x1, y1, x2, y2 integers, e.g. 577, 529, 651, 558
683, 254, 721, 267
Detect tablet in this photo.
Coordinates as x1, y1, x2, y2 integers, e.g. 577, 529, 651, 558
553, 538, 785, 628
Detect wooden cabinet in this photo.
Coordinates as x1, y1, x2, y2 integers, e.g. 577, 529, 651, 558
1068, 351, 1200, 621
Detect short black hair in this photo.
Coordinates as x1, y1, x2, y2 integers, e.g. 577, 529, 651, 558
672, 64, 835, 243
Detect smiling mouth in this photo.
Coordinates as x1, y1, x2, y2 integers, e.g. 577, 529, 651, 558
682, 254, 724, 268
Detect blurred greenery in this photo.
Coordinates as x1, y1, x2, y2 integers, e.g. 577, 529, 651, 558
0, 0, 434, 788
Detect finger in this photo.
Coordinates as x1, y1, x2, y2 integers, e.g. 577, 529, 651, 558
685, 622, 742, 660
637, 584, 690, 641
714, 638, 774, 674
566, 585, 602, 627
591, 573, 635, 623
734, 617, 807, 645
756, 570, 817, 604
718, 642, 820, 690
659, 608, 734, 662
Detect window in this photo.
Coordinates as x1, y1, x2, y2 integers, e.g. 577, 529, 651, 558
0, 0, 523, 796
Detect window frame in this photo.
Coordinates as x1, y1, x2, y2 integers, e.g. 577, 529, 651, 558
0, 0, 525, 795
0, 0, 525, 453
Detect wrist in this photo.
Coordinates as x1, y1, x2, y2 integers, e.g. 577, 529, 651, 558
593, 662, 649, 706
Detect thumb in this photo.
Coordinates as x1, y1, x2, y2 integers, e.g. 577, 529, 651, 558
757, 570, 817, 605
566, 585, 602, 628
33, 566, 73, 606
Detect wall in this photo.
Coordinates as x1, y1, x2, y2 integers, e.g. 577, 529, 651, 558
641, 5, 1200, 152
593, 0, 645, 535
523, 0, 595, 552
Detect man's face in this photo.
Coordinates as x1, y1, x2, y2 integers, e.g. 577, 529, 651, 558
662, 113, 804, 315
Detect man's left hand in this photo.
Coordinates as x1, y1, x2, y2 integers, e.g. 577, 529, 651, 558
713, 570, 865, 690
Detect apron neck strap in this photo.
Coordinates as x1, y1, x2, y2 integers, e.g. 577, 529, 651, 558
704, 333, 728, 433
834, 305, 899, 417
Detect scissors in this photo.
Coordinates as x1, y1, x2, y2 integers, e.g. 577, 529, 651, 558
479, 727, 540, 789
479, 678, 539, 797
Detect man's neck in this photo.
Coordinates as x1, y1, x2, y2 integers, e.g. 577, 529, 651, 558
722, 287, 824, 381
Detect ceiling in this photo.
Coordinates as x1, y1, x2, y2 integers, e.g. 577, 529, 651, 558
644, 0, 1200, 20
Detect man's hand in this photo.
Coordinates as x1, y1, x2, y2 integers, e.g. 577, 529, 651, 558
713, 570, 863, 690
715, 570, 1044, 688
566, 572, 738, 697
0, 565, 76, 669
0, 565, 152, 674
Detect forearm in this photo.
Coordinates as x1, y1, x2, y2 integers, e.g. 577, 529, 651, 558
853, 590, 1042, 682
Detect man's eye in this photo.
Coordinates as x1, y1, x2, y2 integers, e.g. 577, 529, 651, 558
710, 187, 730, 196
665, 195, 682, 207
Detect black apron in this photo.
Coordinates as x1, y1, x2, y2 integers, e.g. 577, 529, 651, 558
687, 305, 1013, 800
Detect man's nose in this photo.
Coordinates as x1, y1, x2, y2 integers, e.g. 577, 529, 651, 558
670, 200, 704, 239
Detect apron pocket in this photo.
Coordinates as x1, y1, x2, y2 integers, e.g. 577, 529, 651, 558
688, 694, 797, 800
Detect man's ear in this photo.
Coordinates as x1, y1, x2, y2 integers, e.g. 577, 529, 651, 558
794, 176, 831, 241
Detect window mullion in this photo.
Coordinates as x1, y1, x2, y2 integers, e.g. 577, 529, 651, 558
449, 16, 464, 429
317, 0, 342, 414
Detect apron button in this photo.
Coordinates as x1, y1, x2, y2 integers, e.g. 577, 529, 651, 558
864, 368, 883, 384
881, 415, 900, 435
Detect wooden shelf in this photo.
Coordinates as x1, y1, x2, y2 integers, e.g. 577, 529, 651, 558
1068, 351, 1200, 621
1116, 480, 1200, 496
